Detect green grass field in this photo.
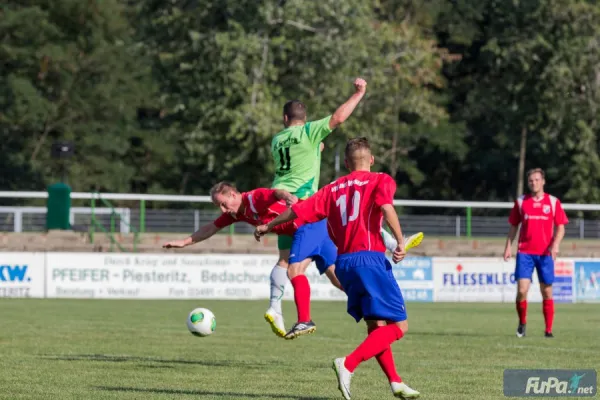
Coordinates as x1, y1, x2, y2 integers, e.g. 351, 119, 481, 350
1, 300, 598, 400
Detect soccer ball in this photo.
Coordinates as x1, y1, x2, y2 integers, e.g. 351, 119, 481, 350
187, 307, 216, 337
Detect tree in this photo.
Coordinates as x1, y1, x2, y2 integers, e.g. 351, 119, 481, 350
436, 0, 600, 203
535, 0, 600, 203
135, 0, 457, 198
0, 0, 152, 193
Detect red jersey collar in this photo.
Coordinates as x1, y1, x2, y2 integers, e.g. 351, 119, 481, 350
526, 193, 547, 202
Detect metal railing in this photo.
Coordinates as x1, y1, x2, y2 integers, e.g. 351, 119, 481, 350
0, 206, 598, 239
1, 191, 599, 239
89, 194, 140, 252
0, 206, 131, 233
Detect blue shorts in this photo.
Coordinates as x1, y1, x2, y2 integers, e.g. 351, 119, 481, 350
289, 219, 337, 275
515, 253, 554, 285
335, 251, 407, 323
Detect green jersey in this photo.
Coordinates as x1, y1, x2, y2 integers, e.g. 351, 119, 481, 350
271, 115, 333, 199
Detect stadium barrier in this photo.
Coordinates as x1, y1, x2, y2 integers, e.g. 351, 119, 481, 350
2, 191, 600, 238
1, 252, 599, 303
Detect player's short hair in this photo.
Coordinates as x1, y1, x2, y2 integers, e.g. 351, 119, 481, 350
283, 100, 307, 121
345, 137, 371, 159
527, 168, 545, 179
209, 181, 238, 201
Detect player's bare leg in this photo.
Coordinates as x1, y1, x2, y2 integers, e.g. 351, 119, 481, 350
540, 283, 554, 337
333, 319, 419, 399
325, 265, 343, 291
284, 258, 316, 340
515, 278, 530, 338
264, 249, 289, 338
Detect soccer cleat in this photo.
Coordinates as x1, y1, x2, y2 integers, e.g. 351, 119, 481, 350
516, 323, 526, 338
332, 357, 353, 400
404, 232, 424, 252
545, 332, 554, 338
391, 382, 421, 399
264, 308, 286, 338
284, 320, 316, 340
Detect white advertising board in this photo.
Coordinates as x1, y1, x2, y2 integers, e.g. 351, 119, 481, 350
433, 257, 543, 303
4, 251, 581, 303
0, 252, 45, 298
45, 253, 345, 300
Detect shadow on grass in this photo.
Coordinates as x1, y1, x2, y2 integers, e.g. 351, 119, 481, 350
42, 353, 284, 368
137, 364, 175, 369
96, 386, 331, 399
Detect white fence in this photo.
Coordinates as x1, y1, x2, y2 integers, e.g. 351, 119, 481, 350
0, 207, 132, 233
1, 191, 599, 238
2, 190, 600, 210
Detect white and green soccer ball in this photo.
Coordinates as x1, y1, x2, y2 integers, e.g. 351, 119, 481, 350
187, 307, 216, 337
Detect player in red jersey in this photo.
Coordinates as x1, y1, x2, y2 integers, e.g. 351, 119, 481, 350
503, 168, 569, 338
163, 182, 342, 338
255, 137, 420, 399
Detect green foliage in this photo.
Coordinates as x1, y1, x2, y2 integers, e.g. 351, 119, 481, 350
133, 0, 454, 195
0, 0, 155, 193
2, 0, 599, 208
436, 0, 600, 202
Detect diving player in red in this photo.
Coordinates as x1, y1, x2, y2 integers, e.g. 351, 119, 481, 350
163, 182, 341, 339
503, 168, 569, 338
255, 137, 420, 399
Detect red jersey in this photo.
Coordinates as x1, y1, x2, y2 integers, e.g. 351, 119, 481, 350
213, 188, 301, 236
291, 170, 396, 254
508, 193, 569, 255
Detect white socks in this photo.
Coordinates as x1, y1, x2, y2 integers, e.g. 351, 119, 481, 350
381, 229, 399, 252
269, 265, 288, 314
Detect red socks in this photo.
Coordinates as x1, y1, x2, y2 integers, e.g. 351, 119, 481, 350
291, 275, 311, 322
516, 300, 527, 325
517, 298, 554, 333
543, 299, 554, 333
344, 324, 404, 373
367, 325, 402, 383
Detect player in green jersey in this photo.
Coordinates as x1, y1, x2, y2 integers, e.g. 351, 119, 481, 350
264, 78, 425, 339
264, 78, 368, 337
271, 78, 368, 197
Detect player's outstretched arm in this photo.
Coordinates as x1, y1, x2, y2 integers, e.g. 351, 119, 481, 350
381, 204, 406, 263
328, 78, 367, 130
254, 209, 297, 241
163, 223, 221, 248
503, 225, 519, 261
273, 189, 298, 207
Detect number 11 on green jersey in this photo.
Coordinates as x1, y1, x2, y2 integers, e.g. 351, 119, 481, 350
271, 116, 333, 199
